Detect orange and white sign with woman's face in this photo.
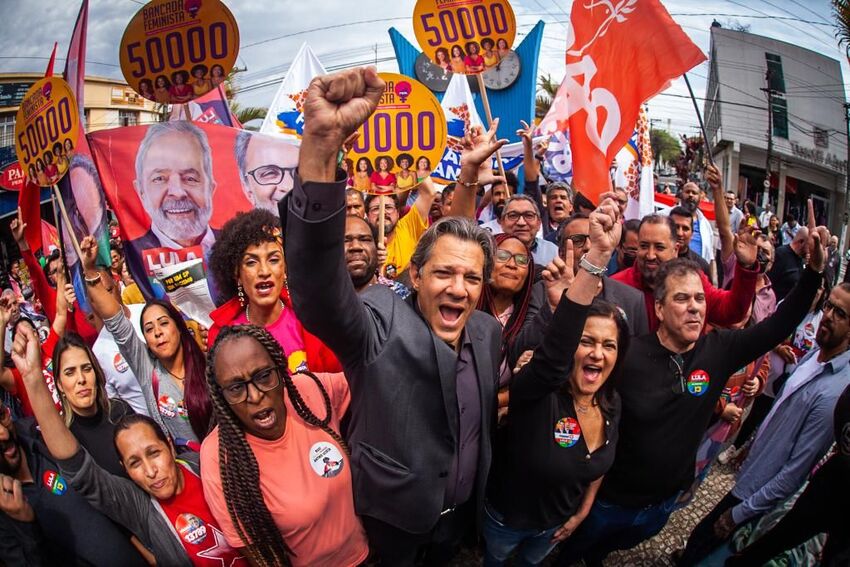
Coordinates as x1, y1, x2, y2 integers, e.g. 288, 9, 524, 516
413, 0, 516, 75
119, 0, 239, 104
14, 77, 80, 187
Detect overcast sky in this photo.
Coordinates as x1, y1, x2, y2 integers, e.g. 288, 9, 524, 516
0, 0, 846, 139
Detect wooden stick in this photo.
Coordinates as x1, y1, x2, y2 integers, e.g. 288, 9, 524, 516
182, 103, 191, 122
475, 73, 508, 192
50, 189, 72, 284
51, 185, 84, 263
378, 195, 386, 246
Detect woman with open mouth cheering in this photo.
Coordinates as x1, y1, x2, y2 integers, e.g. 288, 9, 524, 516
208, 209, 341, 374
482, 197, 628, 566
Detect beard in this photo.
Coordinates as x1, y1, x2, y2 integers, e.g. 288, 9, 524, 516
0, 436, 21, 476
638, 260, 658, 289
348, 255, 379, 288
149, 197, 212, 244
493, 203, 506, 218
681, 200, 698, 214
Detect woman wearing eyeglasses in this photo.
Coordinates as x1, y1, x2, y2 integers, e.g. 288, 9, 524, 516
477, 234, 536, 420
208, 209, 341, 374
10, 323, 246, 567
482, 201, 626, 566
200, 325, 368, 566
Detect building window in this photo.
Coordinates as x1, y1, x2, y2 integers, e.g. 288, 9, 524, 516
84, 109, 90, 129
0, 114, 15, 148
765, 53, 786, 93
813, 127, 829, 149
119, 110, 139, 127
771, 97, 788, 139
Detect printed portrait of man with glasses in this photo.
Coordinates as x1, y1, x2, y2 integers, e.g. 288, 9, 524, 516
235, 130, 300, 213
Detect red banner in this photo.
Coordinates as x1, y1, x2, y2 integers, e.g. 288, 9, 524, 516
538, 0, 705, 204
0, 162, 24, 191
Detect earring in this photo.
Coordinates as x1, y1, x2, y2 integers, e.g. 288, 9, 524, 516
237, 283, 246, 308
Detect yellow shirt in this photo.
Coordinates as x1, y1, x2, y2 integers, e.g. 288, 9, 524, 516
353, 173, 371, 191
385, 205, 428, 277
483, 52, 500, 67
396, 172, 416, 190
121, 283, 145, 305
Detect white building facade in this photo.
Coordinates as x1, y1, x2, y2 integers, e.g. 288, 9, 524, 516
704, 26, 848, 240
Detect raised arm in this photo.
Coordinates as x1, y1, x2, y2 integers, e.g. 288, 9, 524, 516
517, 121, 545, 220
450, 120, 507, 220
79, 236, 122, 320
510, 198, 621, 402
283, 67, 385, 368
11, 209, 57, 324
412, 176, 437, 221
50, 271, 74, 338
706, 165, 733, 263
704, 228, 759, 327
11, 323, 78, 459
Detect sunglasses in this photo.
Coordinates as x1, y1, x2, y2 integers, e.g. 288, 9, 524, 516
669, 354, 686, 395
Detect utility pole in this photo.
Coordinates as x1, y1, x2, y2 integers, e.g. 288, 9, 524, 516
761, 67, 777, 213
841, 103, 850, 266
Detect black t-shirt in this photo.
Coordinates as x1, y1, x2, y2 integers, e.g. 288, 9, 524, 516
0, 419, 146, 567
69, 399, 134, 478
600, 268, 822, 508
488, 297, 621, 530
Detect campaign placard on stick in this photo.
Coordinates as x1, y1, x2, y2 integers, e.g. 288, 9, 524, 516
14, 78, 79, 188
350, 73, 447, 195
413, 0, 516, 75
119, 0, 239, 104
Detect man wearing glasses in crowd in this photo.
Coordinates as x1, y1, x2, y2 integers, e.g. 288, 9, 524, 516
497, 195, 558, 265
235, 130, 300, 213
554, 222, 829, 567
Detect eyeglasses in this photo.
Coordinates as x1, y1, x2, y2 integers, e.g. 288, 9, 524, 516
504, 211, 539, 222
669, 354, 685, 395
567, 234, 590, 247
824, 299, 848, 321
220, 367, 282, 405
246, 165, 297, 187
494, 249, 530, 267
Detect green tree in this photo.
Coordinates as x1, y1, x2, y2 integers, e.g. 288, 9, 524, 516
650, 128, 681, 165
535, 73, 560, 119
225, 66, 267, 130
833, 1, 850, 58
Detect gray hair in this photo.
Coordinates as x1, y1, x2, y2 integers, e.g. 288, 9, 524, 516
410, 217, 495, 280
134, 121, 215, 191
653, 257, 703, 302
546, 181, 573, 199
234, 129, 252, 181
500, 194, 541, 220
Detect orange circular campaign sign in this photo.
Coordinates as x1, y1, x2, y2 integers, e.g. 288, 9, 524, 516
119, 0, 239, 104
413, 0, 516, 75
350, 73, 447, 195
14, 78, 80, 188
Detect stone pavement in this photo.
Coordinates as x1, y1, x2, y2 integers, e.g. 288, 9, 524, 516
450, 463, 737, 566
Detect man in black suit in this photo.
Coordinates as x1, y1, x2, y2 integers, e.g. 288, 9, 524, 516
767, 225, 809, 301
281, 66, 507, 565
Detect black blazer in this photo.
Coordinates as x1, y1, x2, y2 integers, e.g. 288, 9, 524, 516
281, 179, 501, 534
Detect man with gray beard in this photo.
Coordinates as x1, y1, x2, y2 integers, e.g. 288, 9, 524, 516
131, 121, 217, 272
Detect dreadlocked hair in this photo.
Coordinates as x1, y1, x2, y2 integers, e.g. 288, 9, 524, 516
206, 325, 347, 566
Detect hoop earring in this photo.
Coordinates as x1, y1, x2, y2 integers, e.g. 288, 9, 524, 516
237, 283, 246, 308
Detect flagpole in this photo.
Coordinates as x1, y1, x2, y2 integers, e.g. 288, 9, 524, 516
683, 73, 714, 167
49, 188, 72, 284
51, 184, 84, 263
475, 73, 508, 192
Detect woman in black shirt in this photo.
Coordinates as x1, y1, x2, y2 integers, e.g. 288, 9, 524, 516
483, 199, 627, 566
53, 332, 134, 477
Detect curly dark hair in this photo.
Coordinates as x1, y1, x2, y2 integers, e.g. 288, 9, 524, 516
209, 209, 282, 302
206, 325, 347, 565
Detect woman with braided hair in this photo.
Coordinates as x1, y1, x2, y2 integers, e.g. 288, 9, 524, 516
200, 325, 367, 566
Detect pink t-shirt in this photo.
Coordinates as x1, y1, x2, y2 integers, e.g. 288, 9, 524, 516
233, 306, 308, 373
200, 372, 368, 567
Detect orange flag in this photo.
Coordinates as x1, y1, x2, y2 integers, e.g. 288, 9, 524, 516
539, 0, 705, 204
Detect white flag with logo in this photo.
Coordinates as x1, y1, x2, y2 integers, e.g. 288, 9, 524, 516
260, 43, 327, 141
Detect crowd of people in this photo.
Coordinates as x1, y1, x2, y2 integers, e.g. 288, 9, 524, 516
0, 66, 849, 567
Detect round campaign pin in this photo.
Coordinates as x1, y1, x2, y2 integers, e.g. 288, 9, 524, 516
114, 352, 129, 374
554, 417, 581, 448
687, 370, 710, 397
309, 442, 345, 478
175, 513, 208, 545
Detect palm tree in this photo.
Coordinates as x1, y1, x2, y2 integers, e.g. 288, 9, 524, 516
535, 73, 560, 119
833, 0, 850, 59
224, 66, 268, 129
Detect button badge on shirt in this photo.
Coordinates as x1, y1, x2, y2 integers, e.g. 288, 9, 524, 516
554, 417, 581, 448
687, 370, 710, 397
175, 513, 208, 545
309, 441, 345, 478
42, 470, 67, 495
113, 352, 129, 373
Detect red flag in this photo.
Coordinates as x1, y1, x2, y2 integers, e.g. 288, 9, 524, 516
41, 220, 60, 253
539, 0, 705, 204
64, 0, 88, 121
44, 42, 57, 77
18, 181, 43, 253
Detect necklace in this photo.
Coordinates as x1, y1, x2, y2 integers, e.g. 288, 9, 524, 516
574, 398, 594, 414
245, 299, 285, 325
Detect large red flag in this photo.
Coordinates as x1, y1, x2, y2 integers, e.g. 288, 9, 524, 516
539, 0, 705, 203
